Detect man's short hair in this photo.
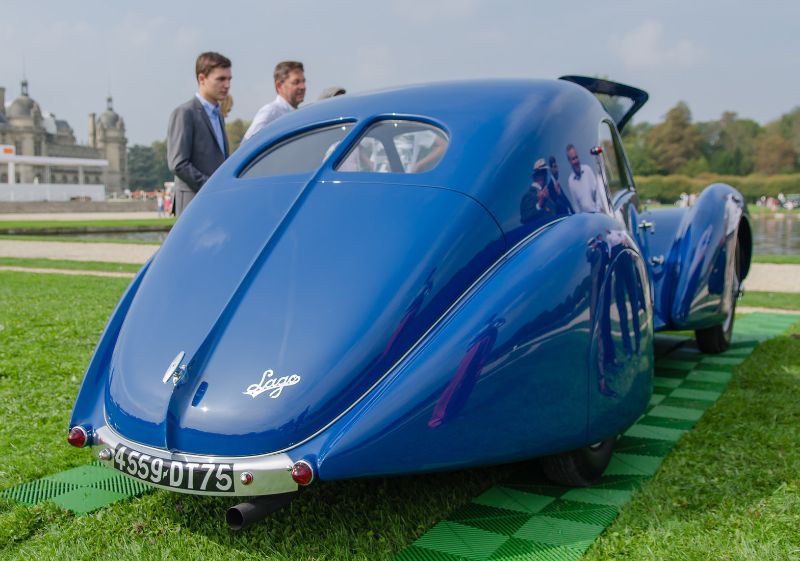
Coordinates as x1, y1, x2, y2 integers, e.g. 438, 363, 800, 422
566, 143, 576, 153
274, 61, 304, 83
548, 156, 557, 166
195, 52, 232, 80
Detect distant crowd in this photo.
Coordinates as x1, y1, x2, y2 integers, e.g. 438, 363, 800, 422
166, 51, 345, 216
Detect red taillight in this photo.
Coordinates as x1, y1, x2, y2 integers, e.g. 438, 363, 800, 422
67, 426, 89, 448
291, 460, 314, 486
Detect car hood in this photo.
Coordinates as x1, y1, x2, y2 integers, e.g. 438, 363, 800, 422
105, 178, 504, 456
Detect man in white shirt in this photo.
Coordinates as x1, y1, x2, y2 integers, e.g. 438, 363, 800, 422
243, 61, 306, 141
566, 143, 603, 213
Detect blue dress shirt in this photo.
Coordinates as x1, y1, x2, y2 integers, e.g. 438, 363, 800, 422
195, 93, 226, 156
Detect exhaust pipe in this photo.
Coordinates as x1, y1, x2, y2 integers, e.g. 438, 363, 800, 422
226, 492, 297, 530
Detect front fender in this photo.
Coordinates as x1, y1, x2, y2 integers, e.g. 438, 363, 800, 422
69, 257, 154, 431
644, 183, 749, 331
670, 184, 748, 330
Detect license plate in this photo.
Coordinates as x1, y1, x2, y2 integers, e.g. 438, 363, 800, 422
112, 445, 234, 493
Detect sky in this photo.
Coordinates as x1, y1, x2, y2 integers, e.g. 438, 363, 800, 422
2, 0, 798, 146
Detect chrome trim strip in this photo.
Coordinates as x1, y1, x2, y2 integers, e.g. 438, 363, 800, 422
92, 425, 297, 497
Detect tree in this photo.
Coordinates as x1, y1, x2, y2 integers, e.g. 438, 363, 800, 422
646, 102, 702, 174
765, 107, 800, 169
700, 112, 761, 175
151, 140, 172, 186
127, 142, 172, 191
127, 145, 157, 190
622, 122, 659, 175
226, 119, 250, 153
755, 133, 798, 174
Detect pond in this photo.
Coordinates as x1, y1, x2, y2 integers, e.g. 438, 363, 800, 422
750, 212, 800, 255
63, 213, 800, 255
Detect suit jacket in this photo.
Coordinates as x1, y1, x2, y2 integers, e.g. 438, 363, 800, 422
167, 96, 229, 216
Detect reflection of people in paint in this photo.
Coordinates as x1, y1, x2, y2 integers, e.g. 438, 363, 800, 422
520, 159, 554, 226
377, 270, 435, 362
428, 315, 505, 428
605, 231, 641, 358
587, 232, 615, 395
566, 144, 602, 213
547, 155, 572, 215
592, 230, 643, 396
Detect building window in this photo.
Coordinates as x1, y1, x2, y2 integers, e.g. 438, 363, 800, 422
34, 141, 42, 156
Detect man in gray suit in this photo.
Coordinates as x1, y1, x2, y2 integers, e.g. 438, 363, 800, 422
167, 52, 232, 216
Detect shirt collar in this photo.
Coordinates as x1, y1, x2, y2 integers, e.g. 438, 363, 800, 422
275, 94, 295, 111
195, 93, 220, 115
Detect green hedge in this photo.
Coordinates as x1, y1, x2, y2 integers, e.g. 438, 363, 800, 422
634, 173, 800, 203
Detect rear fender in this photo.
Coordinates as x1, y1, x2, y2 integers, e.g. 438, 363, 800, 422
293, 214, 650, 479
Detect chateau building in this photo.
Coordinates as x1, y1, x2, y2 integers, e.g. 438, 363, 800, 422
0, 80, 128, 193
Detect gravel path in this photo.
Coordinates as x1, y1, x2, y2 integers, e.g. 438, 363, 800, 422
744, 263, 800, 293
0, 239, 158, 264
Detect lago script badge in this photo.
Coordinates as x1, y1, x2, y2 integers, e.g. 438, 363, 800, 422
244, 369, 301, 399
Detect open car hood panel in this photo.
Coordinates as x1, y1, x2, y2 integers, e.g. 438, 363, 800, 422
105, 180, 504, 455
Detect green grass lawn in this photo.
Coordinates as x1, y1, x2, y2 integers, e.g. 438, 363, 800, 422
0, 270, 798, 560
752, 254, 800, 265
741, 291, 800, 310
584, 322, 800, 561
0, 218, 175, 231
0, 234, 162, 245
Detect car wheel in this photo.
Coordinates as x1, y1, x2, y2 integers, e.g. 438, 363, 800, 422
539, 437, 616, 487
695, 240, 741, 354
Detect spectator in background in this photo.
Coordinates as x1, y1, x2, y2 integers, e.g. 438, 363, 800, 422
167, 51, 232, 217
220, 94, 233, 118
243, 61, 306, 141
156, 191, 165, 217
319, 86, 346, 99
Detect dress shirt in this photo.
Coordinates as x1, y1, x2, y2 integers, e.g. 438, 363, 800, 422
243, 95, 295, 141
195, 93, 226, 155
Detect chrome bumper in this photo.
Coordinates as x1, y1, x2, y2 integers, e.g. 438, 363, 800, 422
92, 425, 298, 497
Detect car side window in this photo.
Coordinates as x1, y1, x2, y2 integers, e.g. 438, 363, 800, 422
336, 120, 448, 173
598, 121, 633, 196
240, 124, 354, 178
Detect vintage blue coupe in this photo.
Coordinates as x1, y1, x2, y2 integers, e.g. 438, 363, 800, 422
69, 76, 751, 528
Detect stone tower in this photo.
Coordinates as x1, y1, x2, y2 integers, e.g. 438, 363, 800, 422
5, 80, 44, 183
93, 95, 128, 193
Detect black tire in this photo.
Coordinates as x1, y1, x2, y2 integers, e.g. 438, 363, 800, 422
695, 240, 741, 354
539, 437, 616, 487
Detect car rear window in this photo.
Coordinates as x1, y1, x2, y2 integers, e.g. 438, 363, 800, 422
239, 123, 354, 178
335, 120, 448, 173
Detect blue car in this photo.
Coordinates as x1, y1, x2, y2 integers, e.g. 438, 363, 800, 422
69, 76, 751, 528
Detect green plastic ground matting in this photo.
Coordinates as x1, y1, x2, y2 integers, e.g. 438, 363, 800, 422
394, 312, 800, 561
0, 461, 151, 514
